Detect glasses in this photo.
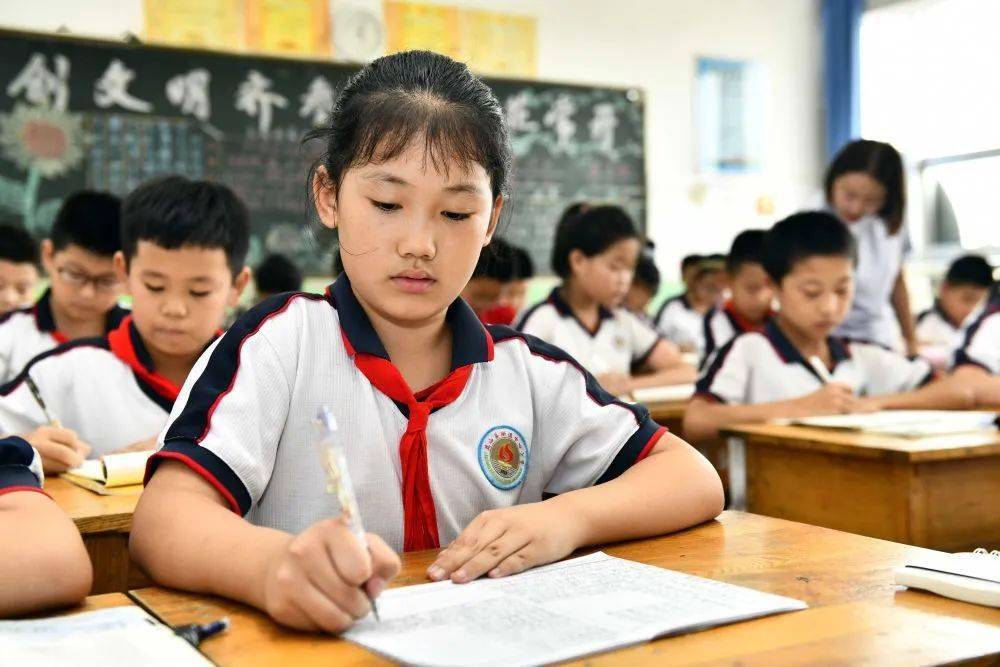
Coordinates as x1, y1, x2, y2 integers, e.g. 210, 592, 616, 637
55, 266, 121, 293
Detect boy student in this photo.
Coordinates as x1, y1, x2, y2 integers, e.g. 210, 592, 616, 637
461, 236, 518, 325
254, 253, 303, 304
0, 176, 250, 472
654, 258, 723, 354
0, 435, 92, 616
0, 223, 41, 315
916, 254, 993, 356
506, 243, 534, 314
0, 192, 128, 384
700, 230, 774, 365
951, 307, 1000, 406
683, 211, 972, 444
623, 243, 660, 322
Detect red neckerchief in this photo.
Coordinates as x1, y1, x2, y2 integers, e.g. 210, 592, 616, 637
723, 300, 771, 334
341, 330, 473, 552
106, 316, 183, 402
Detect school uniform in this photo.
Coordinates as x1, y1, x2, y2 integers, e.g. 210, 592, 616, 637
146, 276, 665, 553
954, 308, 1000, 374
695, 320, 934, 405
653, 294, 704, 354
515, 288, 662, 376
836, 215, 911, 349
915, 301, 982, 353
0, 289, 129, 384
0, 436, 44, 497
701, 301, 770, 368
0, 316, 184, 456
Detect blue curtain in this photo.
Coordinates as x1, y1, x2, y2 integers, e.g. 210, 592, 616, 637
822, 0, 865, 159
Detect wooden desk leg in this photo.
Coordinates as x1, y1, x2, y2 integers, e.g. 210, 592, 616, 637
82, 532, 152, 595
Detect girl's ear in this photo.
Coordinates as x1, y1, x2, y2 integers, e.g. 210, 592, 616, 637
313, 166, 338, 230
568, 248, 587, 275
483, 195, 504, 246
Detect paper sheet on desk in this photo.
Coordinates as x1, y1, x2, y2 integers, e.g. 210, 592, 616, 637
344, 551, 807, 667
0, 606, 211, 666
779, 410, 999, 436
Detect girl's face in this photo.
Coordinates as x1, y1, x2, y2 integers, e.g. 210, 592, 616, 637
569, 237, 641, 308
315, 139, 502, 327
830, 172, 886, 223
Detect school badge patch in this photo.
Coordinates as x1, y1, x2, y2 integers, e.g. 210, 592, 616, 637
477, 425, 528, 490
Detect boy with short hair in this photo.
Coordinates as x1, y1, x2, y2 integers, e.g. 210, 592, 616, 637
916, 254, 993, 360
0, 223, 40, 315
461, 237, 519, 325
624, 246, 661, 322
701, 230, 774, 365
0, 192, 128, 383
0, 177, 251, 471
684, 212, 971, 444
654, 260, 722, 354
0, 435, 93, 616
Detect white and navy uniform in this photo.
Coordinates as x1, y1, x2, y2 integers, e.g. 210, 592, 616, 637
916, 301, 982, 353
0, 289, 129, 384
147, 277, 666, 553
695, 320, 934, 405
954, 307, 1000, 374
0, 435, 45, 497
836, 214, 911, 349
701, 302, 769, 369
654, 294, 705, 354
515, 288, 662, 376
0, 316, 183, 457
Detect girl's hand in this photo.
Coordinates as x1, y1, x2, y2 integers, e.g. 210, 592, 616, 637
427, 502, 584, 584
262, 518, 400, 633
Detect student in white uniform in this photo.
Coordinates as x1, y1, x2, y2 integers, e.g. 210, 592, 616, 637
916, 254, 992, 359
653, 259, 723, 355
684, 212, 971, 444
131, 51, 724, 636
0, 435, 92, 616
517, 205, 695, 395
824, 140, 917, 353
0, 177, 250, 471
0, 193, 129, 385
0, 223, 40, 315
950, 307, 1000, 406
700, 230, 773, 367
623, 243, 660, 324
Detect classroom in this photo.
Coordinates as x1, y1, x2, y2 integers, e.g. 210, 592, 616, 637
0, 0, 997, 664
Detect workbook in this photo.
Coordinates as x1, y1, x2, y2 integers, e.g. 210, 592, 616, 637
780, 410, 999, 437
344, 551, 807, 666
61, 451, 153, 495
0, 606, 210, 666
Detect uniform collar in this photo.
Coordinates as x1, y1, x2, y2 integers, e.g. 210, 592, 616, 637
548, 287, 613, 337
34, 288, 130, 343
722, 300, 770, 334
763, 319, 851, 382
328, 274, 494, 371
933, 299, 964, 330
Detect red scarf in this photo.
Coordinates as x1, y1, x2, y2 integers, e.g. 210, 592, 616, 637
107, 316, 183, 402
341, 331, 472, 552
723, 300, 771, 334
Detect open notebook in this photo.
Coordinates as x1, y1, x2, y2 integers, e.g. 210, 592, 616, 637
777, 410, 999, 437
631, 383, 695, 404
896, 548, 1000, 607
61, 451, 153, 495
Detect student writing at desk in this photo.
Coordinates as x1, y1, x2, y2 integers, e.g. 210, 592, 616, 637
0, 177, 250, 471
683, 212, 973, 444
131, 50, 724, 636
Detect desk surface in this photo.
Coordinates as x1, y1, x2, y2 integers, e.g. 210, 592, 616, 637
130, 511, 1000, 666
46, 477, 140, 534
722, 422, 1000, 462
644, 398, 687, 423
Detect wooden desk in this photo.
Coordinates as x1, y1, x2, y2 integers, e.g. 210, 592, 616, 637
129, 512, 1000, 665
644, 398, 687, 434
722, 423, 1000, 551
46, 477, 148, 595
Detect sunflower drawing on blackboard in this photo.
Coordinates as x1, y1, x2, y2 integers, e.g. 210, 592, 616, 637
0, 103, 86, 234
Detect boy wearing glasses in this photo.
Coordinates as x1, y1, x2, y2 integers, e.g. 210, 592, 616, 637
0, 192, 127, 384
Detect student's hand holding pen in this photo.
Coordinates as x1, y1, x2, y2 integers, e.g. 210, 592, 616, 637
790, 383, 864, 417
24, 425, 91, 472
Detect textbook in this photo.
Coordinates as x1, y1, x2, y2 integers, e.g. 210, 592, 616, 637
896, 549, 1000, 607
61, 450, 153, 495
779, 410, 999, 437
344, 551, 807, 666
0, 606, 210, 666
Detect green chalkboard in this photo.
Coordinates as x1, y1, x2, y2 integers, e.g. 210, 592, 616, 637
0, 29, 645, 274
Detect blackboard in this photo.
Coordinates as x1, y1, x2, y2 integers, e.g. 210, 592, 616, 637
0, 29, 646, 274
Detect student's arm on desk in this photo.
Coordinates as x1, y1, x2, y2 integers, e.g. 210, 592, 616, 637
860, 375, 977, 411
0, 490, 92, 616
427, 432, 723, 584
949, 365, 1000, 407
629, 339, 698, 390
130, 461, 400, 634
682, 385, 861, 443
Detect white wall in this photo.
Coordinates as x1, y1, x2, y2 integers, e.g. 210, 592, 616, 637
0, 0, 824, 281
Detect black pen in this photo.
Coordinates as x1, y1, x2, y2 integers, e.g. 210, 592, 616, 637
174, 617, 230, 647
25, 375, 60, 427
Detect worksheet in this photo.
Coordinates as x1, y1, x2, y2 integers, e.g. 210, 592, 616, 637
345, 551, 807, 666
